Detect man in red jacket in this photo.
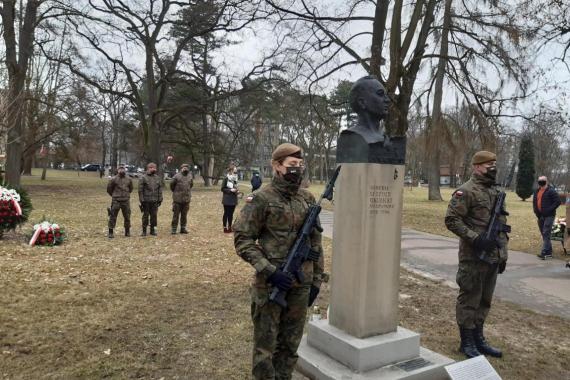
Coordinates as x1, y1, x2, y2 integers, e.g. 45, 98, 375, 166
533, 176, 561, 259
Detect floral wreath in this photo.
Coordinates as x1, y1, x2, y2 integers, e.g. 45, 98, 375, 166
551, 218, 566, 239
28, 220, 66, 247
0, 184, 32, 237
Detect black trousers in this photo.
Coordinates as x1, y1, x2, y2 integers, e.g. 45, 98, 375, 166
223, 205, 236, 228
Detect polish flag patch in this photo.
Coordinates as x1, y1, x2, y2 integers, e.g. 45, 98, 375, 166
454, 191, 463, 197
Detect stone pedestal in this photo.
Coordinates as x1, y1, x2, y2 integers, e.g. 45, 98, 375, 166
329, 163, 404, 337
297, 162, 453, 379
297, 322, 453, 380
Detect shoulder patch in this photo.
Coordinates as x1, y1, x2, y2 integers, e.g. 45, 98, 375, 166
454, 190, 463, 197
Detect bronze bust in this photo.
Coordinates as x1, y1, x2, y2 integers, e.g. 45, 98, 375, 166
336, 76, 406, 164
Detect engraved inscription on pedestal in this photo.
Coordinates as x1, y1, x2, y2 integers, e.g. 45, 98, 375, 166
368, 184, 394, 216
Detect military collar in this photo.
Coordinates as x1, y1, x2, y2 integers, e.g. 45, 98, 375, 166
271, 175, 300, 198
471, 172, 495, 187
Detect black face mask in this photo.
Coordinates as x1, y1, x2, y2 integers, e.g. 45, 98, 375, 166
118, 172, 125, 177
182, 170, 189, 176
483, 166, 497, 181
538, 180, 546, 187
283, 166, 303, 185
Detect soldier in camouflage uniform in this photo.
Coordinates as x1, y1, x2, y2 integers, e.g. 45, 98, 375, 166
445, 151, 509, 359
138, 162, 163, 236
170, 163, 193, 234
234, 143, 325, 380
107, 165, 133, 238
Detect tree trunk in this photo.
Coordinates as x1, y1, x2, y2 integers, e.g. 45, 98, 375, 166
427, 0, 452, 201
1, 0, 41, 187
22, 154, 33, 175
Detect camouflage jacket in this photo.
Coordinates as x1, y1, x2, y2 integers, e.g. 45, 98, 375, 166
138, 173, 163, 203
445, 173, 508, 263
233, 175, 325, 289
170, 172, 193, 203
107, 175, 133, 201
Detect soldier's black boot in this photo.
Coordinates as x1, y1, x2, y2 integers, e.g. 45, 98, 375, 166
125, 228, 130, 237
150, 226, 157, 236
474, 324, 503, 358
171, 227, 177, 235
180, 227, 188, 234
141, 226, 147, 236
459, 327, 482, 358
108, 229, 114, 239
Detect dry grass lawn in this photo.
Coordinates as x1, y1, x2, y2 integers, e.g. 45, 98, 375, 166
0, 170, 568, 380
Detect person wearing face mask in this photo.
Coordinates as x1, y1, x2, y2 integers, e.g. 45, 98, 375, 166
170, 163, 194, 234
445, 151, 509, 360
233, 143, 324, 380
106, 164, 133, 238
532, 176, 561, 259
138, 162, 164, 236
221, 165, 239, 233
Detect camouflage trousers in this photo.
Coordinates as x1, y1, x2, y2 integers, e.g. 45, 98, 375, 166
456, 260, 498, 329
171, 202, 190, 229
108, 199, 131, 229
141, 201, 159, 228
250, 285, 310, 380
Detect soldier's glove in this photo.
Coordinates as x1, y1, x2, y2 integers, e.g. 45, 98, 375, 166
157, 201, 162, 207
267, 270, 293, 292
473, 235, 497, 252
498, 261, 507, 274
307, 249, 320, 262
308, 285, 320, 307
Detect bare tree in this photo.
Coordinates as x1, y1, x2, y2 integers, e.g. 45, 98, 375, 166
1, 0, 44, 185
40, 0, 268, 179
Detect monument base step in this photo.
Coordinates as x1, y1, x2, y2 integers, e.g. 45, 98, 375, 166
307, 320, 420, 372
297, 335, 453, 380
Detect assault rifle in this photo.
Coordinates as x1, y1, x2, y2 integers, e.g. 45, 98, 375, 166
479, 185, 511, 264
269, 165, 341, 308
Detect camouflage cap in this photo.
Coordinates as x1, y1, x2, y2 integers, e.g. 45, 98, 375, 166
471, 151, 497, 165
271, 143, 303, 162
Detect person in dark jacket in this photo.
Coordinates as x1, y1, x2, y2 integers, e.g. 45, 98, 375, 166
170, 163, 193, 234
221, 165, 239, 233
107, 165, 133, 238
251, 171, 262, 191
533, 176, 561, 259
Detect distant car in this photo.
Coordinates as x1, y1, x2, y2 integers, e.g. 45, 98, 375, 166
81, 164, 102, 172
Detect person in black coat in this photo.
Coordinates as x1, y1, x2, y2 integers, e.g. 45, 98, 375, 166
533, 176, 561, 259
251, 171, 262, 191
221, 165, 239, 233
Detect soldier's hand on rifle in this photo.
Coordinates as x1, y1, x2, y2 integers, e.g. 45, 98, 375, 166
473, 234, 497, 252
308, 285, 320, 306
498, 261, 507, 274
268, 270, 293, 291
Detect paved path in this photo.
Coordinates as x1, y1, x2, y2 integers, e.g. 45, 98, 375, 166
320, 210, 570, 320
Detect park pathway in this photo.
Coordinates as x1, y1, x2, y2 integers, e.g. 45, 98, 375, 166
319, 209, 570, 320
